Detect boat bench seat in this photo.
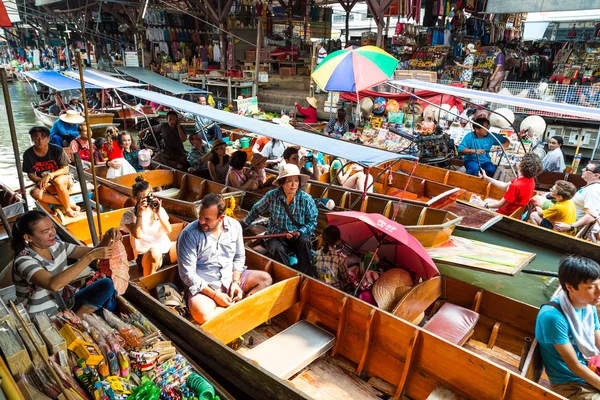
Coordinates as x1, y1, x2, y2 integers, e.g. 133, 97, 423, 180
153, 188, 181, 199
244, 320, 335, 379
423, 303, 479, 346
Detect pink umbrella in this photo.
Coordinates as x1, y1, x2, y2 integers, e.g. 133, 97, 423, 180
326, 211, 439, 281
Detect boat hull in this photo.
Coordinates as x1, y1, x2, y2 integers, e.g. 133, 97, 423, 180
32, 104, 117, 134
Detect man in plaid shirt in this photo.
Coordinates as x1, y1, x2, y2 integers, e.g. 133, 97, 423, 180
242, 164, 318, 276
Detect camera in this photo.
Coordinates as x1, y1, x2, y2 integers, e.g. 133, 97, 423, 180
146, 195, 160, 210
305, 151, 314, 163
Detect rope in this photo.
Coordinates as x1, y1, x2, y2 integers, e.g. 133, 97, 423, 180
186, 373, 216, 400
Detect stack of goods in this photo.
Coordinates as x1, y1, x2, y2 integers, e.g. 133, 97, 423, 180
551, 45, 600, 84
407, 46, 449, 72
0, 296, 219, 400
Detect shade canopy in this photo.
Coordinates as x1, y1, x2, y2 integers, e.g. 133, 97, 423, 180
390, 79, 600, 122
116, 67, 208, 95
23, 71, 100, 91
120, 87, 411, 166
64, 68, 144, 89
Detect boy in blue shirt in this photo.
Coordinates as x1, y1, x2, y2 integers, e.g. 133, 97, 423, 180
457, 117, 508, 177
536, 256, 600, 399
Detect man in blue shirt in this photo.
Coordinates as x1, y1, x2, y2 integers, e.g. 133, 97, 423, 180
535, 256, 600, 399
49, 110, 83, 147
457, 117, 508, 177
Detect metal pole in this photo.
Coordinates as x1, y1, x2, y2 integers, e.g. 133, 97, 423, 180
0, 68, 29, 211
253, 22, 262, 97
72, 153, 99, 245
76, 51, 103, 237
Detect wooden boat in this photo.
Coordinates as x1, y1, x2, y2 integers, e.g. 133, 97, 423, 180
103, 105, 160, 127
125, 248, 559, 400
0, 183, 25, 258
32, 103, 117, 135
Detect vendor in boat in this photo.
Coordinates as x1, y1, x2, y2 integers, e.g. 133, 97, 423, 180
535, 256, 600, 399
294, 97, 318, 124
476, 153, 544, 216
140, 110, 189, 170
457, 117, 509, 177
241, 165, 318, 276
555, 161, 600, 236
69, 124, 94, 164
23, 126, 80, 218
121, 177, 177, 276
543, 136, 566, 173
324, 109, 349, 138
192, 95, 223, 141
68, 95, 84, 113
177, 193, 272, 324
12, 210, 120, 317
50, 110, 83, 148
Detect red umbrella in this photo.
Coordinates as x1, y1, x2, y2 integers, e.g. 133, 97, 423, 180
326, 211, 439, 281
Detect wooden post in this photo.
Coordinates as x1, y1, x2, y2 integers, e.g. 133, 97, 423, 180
0, 68, 29, 211
75, 52, 103, 237
253, 23, 262, 97
72, 153, 98, 245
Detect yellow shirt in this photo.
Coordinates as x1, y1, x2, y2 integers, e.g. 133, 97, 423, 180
542, 199, 577, 235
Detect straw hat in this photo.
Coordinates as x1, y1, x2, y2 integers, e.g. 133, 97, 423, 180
250, 153, 267, 167
372, 268, 414, 312
272, 115, 293, 128
211, 139, 227, 149
59, 110, 85, 124
466, 43, 477, 53
306, 96, 318, 109
70, 94, 81, 101
274, 164, 309, 186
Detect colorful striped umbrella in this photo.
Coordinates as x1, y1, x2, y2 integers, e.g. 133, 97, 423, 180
312, 46, 399, 93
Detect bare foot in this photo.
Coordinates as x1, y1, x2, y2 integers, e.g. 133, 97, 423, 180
70, 204, 81, 212
65, 208, 79, 218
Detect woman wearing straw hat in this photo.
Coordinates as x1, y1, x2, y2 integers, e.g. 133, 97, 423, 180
454, 44, 477, 87
49, 110, 84, 148
68, 95, 84, 113
294, 97, 318, 124
242, 164, 318, 276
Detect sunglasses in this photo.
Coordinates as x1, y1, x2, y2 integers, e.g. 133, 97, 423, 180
583, 167, 597, 173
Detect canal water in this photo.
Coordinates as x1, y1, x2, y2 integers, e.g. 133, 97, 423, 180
0, 82, 562, 307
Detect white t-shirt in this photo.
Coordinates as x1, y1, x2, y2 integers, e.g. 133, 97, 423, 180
572, 183, 600, 220
120, 207, 172, 256
317, 48, 327, 64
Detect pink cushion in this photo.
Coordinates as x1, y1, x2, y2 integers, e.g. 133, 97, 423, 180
423, 303, 479, 346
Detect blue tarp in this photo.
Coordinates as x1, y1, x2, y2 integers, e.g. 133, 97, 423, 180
23, 71, 100, 91
116, 67, 208, 95
119, 88, 408, 166
64, 68, 144, 89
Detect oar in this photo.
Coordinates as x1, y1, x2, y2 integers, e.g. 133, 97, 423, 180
243, 232, 299, 240
521, 269, 558, 277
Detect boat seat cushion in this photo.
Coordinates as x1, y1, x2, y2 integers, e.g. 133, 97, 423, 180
244, 320, 335, 379
153, 188, 181, 199
423, 303, 479, 346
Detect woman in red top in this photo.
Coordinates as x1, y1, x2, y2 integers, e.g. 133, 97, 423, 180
103, 127, 136, 178
478, 153, 543, 216
294, 97, 318, 124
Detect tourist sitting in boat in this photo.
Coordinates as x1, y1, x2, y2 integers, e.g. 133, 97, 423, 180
50, 110, 83, 148
119, 132, 143, 172
193, 95, 223, 141
457, 117, 509, 177
476, 153, 544, 216
47, 94, 63, 116
226, 151, 259, 191
68, 95, 84, 113
252, 135, 271, 154
330, 159, 374, 193
177, 193, 272, 324
543, 136, 566, 173
12, 210, 120, 317
140, 111, 189, 170
241, 165, 318, 276
103, 127, 136, 178
280, 147, 321, 185
555, 161, 600, 237
187, 131, 208, 174
260, 137, 286, 168
247, 153, 273, 188
121, 177, 177, 276
69, 124, 94, 164
324, 109, 349, 138
535, 256, 600, 399
205, 139, 230, 184
530, 180, 577, 234
24, 126, 80, 218
313, 225, 351, 292
294, 97, 318, 124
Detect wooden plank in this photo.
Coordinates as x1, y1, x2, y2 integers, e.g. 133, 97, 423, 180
426, 386, 466, 400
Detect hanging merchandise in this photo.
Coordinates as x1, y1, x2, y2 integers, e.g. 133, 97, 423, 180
213, 42, 221, 63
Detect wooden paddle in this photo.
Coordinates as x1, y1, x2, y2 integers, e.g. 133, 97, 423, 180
521, 269, 558, 277
243, 232, 300, 240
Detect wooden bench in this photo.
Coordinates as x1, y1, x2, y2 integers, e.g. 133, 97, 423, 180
520, 338, 544, 383
243, 319, 335, 379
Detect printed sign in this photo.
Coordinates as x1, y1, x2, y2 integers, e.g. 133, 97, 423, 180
236, 96, 259, 114
124, 51, 139, 67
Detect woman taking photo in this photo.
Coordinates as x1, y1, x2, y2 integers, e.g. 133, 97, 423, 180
12, 210, 119, 317
226, 150, 259, 190
120, 177, 177, 276
205, 139, 230, 184
542, 136, 566, 173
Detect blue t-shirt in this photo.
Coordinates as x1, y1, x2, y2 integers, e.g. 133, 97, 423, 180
535, 299, 600, 384
457, 131, 508, 164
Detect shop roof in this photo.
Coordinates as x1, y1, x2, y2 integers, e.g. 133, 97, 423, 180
116, 67, 208, 95
119, 87, 410, 166
23, 70, 100, 91
63, 68, 145, 89
390, 79, 600, 122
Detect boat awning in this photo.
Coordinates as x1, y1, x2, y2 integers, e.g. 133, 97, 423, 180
116, 67, 208, 95
23, 71, 100, 91
120, 88, 407, 166
389, 79, 600, 122
64, 68, 144, 89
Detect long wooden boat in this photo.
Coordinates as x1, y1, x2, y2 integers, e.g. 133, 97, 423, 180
103, 105, 159, 127
32, 103, 117, 135
388, 159, 600, 262
125, 248, 559, 400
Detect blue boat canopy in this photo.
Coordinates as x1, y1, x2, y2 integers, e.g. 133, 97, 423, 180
23, 71, 100, 91
64, 69, 145, 89
116, 67, 208, 95
119, 88, 409, 166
